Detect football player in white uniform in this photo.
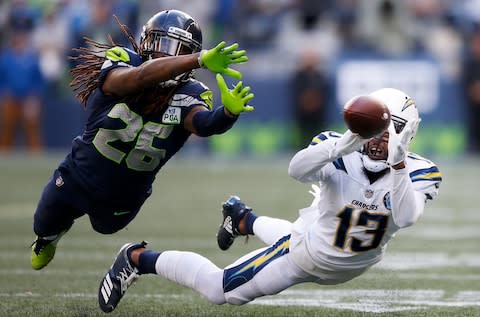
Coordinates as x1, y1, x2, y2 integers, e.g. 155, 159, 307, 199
98, 88, 442, 312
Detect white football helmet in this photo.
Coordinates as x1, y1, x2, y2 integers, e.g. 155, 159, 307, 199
361, 88, 420, 172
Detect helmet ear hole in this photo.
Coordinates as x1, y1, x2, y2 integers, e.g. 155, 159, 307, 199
369, 88, 419, 141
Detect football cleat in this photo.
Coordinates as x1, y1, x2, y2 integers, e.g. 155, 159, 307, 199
31, 230, 67, 270
216, 195, 251, 251
98, 241, 147, 313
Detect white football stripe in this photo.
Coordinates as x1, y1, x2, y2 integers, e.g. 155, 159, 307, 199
105, 274, 113, 289
100, 286, 109, 304
102, 279, 111, 296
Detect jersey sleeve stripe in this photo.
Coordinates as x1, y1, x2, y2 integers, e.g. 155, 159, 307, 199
310, 133, 328, 145
332, 157, 347, 173
409, 166, 442, 183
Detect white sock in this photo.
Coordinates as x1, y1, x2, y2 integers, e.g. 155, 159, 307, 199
253, 216, 292, 245
155, 251, 226, 304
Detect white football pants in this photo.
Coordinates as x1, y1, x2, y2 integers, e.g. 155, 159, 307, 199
153, 216, 316, 305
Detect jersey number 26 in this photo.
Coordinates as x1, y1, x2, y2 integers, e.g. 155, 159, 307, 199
93, 103, 173, 171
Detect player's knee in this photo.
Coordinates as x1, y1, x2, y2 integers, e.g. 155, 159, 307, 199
194, 270, 227, 305
204, 292, 227, 305
224, 293, 251, 305
90, 223, 120, 234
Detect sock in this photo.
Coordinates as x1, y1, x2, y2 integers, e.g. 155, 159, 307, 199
244, 212, 257, 235
136, 250, 161, 275
252, 216, 293, 245
155, 251, 226, 304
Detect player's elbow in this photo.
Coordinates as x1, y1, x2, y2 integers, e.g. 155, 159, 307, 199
392, 209, 422, 228
288, 160, 304, 182
393, 217, 416, 228
288, 165, 312, 183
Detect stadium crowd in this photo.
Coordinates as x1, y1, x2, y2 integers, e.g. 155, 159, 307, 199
1, 0, 480, 153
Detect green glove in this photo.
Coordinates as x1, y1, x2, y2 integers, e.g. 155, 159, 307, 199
199, 41, 248, 79
216, 74, 254, 115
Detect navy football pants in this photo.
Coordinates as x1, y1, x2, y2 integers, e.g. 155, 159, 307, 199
33, 169, 147, 236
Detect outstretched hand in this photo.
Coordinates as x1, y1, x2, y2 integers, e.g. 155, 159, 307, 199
216, 74, 254, 115
329, 130, 369, 159
199, 42, 248, 79
387, 118, 420, 167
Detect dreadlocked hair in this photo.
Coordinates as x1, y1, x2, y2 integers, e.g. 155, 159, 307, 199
69, 16, 177, 114
69, 16, 139, 106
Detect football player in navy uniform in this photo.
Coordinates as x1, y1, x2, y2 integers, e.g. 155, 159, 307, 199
30, 10, 254, 271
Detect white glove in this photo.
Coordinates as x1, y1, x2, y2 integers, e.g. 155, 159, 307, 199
387, 118, 420, 167
329, 130, 369, 160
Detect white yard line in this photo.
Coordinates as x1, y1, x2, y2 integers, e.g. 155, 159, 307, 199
2, 269, 480, 282
0, 289, 479, 313
377, 252, 480, 270
5, 251, 480, 270
252, 289, 480, 313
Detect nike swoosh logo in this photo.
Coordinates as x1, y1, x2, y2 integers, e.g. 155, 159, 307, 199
113, 211, 130, 216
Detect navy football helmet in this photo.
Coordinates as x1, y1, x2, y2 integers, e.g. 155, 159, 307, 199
140, 10, 202, 61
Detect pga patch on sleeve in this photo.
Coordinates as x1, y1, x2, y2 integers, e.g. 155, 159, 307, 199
162, 106, 181, 124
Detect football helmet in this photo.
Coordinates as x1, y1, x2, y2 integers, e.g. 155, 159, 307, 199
140, 10, 202, 85
140, 10, 202, 59
361, 88, 420, 172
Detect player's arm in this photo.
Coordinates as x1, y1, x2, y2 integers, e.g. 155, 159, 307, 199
288, 130, 368, 183
102, 42, 248, 98
390, 168, 426, 227
387, 119, 427, 227
184, 74, 254, 137
392, 154, 442, 228
102, 54, 199, 97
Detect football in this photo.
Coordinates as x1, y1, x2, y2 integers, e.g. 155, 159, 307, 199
343, 95, 391, 138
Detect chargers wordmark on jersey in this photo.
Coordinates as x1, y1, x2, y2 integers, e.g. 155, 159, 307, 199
162, 107, 181, 124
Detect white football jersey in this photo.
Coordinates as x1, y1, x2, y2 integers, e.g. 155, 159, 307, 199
291, 131, 442, 274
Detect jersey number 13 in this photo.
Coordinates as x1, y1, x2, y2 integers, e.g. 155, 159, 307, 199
334, 206, 389, 252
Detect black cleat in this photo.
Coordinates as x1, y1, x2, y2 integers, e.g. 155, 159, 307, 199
216, 195, 251, 251
98, 241, 147, 313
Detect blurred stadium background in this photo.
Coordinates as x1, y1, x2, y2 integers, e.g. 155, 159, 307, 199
1, 0, 480, 156
1, 0, 480, 316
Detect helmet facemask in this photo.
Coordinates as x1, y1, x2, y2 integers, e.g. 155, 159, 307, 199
141, 26, 201, 59
361, 131, 390, 173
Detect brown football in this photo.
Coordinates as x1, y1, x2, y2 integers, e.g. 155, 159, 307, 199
343, 95, 391, 138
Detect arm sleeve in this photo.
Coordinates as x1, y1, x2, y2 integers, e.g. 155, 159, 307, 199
390, 168, 426, 228
192, 106, 238, 137
288, 130, 365, 183
288, 136, 338, 183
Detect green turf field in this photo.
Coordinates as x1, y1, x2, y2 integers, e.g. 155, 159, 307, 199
0, 153, 479, 317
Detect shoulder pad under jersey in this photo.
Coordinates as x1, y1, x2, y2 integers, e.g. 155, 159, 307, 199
406, 152, 442, 200
170, 79, 213, 110
310, 131, 342, 146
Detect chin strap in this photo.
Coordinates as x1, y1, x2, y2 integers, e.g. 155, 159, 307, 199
361, 155, 389, 173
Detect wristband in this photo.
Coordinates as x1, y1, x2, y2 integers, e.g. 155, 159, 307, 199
197, 50, 206, 68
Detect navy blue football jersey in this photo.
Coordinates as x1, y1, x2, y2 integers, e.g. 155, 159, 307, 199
59, 47, 213, 203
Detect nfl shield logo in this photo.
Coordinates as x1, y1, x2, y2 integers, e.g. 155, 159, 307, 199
364, 189, 374, 198
55, 175, 64, 187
